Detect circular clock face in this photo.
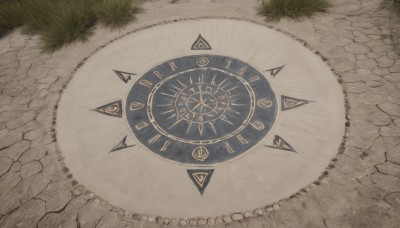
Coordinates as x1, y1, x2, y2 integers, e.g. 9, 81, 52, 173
126, 55, 277, 165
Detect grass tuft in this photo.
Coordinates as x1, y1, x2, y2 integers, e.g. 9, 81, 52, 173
258, 0, 332, 22
0, 0, 24, 35
0, 0, 139, 51
94, 0, 139, 29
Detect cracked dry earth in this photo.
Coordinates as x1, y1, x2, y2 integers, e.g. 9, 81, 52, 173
0, 0, 400, 227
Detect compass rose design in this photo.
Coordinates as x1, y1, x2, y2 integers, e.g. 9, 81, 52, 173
91, 34, 314, 195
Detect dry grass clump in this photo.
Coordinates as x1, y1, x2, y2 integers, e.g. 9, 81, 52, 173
0, 0, 139, 51
258, 0, 332, 22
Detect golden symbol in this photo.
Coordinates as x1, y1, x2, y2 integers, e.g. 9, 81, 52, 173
192, 146, 209, 161
105, 104, 119, 114
196, 57, 209, 67
192, 172, 208, 187
129, 102, 144, 111
250, 120, 265, 131
257, 98, 272, 108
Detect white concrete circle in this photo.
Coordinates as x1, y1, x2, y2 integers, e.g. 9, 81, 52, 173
57, 19, 345, 218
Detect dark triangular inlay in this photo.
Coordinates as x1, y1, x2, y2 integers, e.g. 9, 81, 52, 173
281, 95, 312, 111
110, 136, 134, 152
191, 34, 212, 50
265, 135, 296, 152
187, 169, 214, 196
266, 65, 285, 78
93, 100, 122, 118
113, 69, 136, 83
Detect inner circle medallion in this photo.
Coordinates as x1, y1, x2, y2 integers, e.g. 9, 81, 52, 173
126, 55, 278, 165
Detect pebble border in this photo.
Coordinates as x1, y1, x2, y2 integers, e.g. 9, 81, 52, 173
49, 17, 351, 225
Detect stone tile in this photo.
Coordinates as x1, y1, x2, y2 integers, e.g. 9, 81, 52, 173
377, 102, 400, 117
37, 180, 72, 213
0, 199, 46, 228
5, 140, 30, 161
19, 147, 47, 165
0, 171, 21, 199
78, 199, 109, 228
387, 144, 400, 164
20, 161, 43, 179
0, 173, 50, 214
37, 194, 87, 228
0, 130, 23, 149
376, 56, 394, 68
345, 43, 370, 54
384, 192, 400, 209
376, 162, 400, 178
0, 155, 13, 177
356, 59, 378, 69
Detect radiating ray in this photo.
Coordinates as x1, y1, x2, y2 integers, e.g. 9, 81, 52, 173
209, 122, 217, 134
161, 109, 175, 115
169, 118, 183, 129
218, 78, 228, 87
177, 80, 187, 87
227, 86, 238, 93
161, 92, 177, 97
167, 113, 177, 120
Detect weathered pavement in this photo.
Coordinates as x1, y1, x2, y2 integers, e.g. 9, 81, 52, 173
0, 0, 399, 227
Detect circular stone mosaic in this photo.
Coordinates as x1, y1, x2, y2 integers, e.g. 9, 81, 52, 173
126, 55, 277, 165
57, 19, 346, 218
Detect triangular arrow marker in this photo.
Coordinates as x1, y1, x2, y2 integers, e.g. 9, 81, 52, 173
281, 95, 312, 111
113, 69, 136, 83
266, 65, 285, 78
187, 169, 214, 196
110, 136, 134, 152
191, 34, 212, 50
93, 100, 122, 118
265, 135, 296, 153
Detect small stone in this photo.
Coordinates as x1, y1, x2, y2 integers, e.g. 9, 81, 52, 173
265, 206, 273, 212
20, 161, 43, 179
222, 215, 232, 223
156, 216, 163, 225
147, 216, 156, 223
244, 211, 254, 218
198, 218, 206, 225
163, 218, 170, 225
311, 183, 317, 189
254, 208, 263, 216
207, 218, 215, 225
170, 218, 178, 225
179, 219, 187, 226
88, 192, 95, 199
273, 204, 280, 210
73, 189, 82, 196
189, 218, 197, 226
215, 216, 224, 224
